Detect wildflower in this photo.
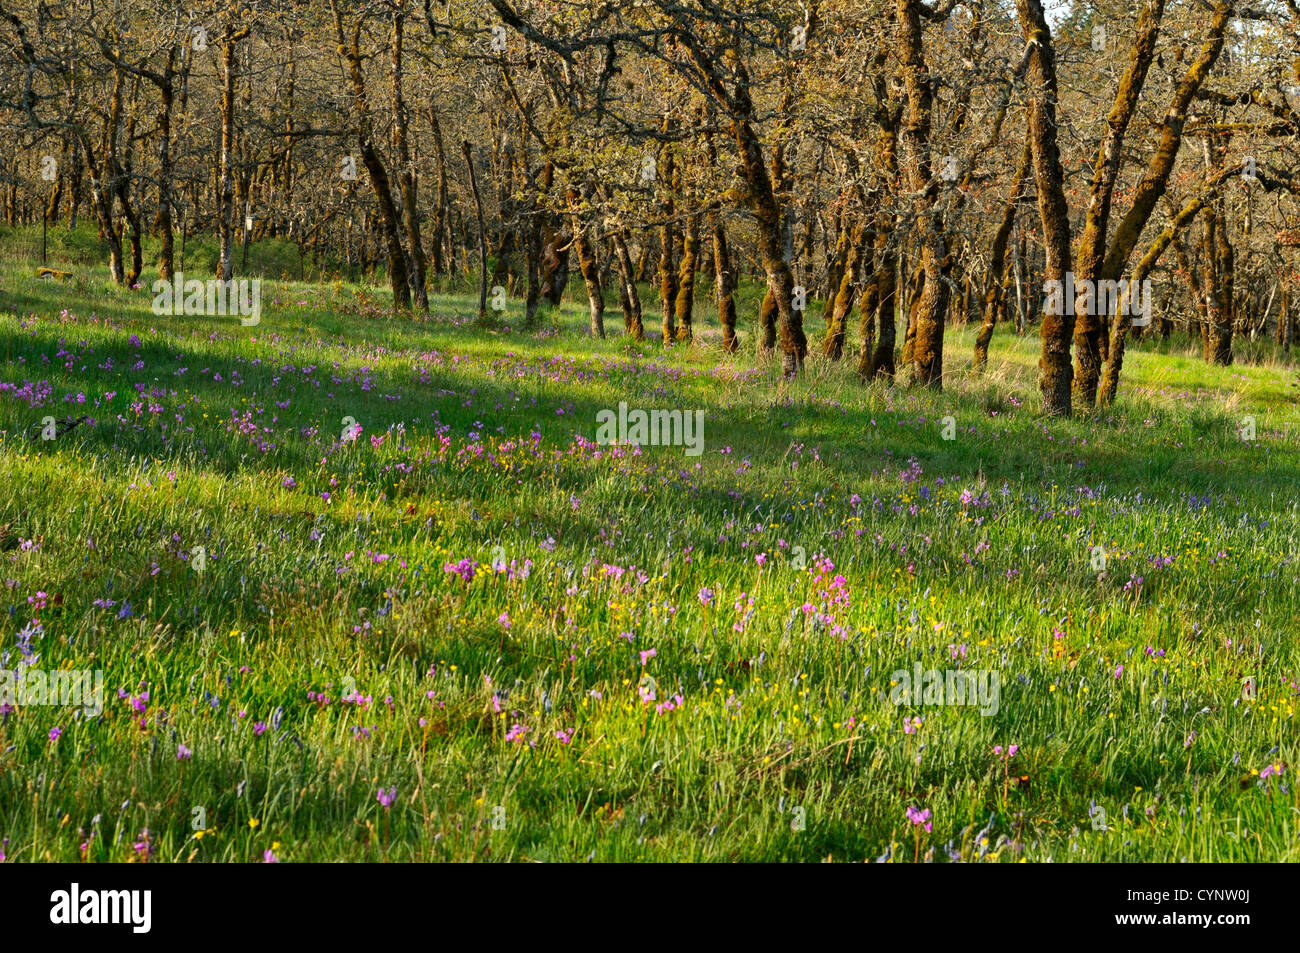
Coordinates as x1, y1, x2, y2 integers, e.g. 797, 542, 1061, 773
376, 787, 397, 808
505, 723, 528, 744
905, 806, 933, 833
133, 829, 153, 861
442, 557, 477, 584
176, 744, 192, 760
638, 677, 657, 703
15, 620, 42, 661
639, 648, 657, 666
48, 726, 62, 741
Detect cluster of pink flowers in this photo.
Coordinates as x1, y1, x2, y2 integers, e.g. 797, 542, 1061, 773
120, 688, 150, 730
492, 558, 533, 581
905, 806, 932, 832
801, 556, 851, 640
443, 557, 478, 583
655, 694, 685, 716
731, 592, 754, 634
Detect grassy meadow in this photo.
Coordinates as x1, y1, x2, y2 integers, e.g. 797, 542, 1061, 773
1, 238, 1298, 862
